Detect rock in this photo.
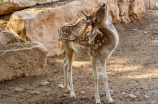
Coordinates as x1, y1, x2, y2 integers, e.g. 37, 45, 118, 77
144, 0, 156, 10
0, 30, 20, 44
8, 0, 145, 56
128, 94, 137, 99
0, 0, 37, 15
0, 41, 48, 82
14, 88, 24, 93
30, 91, 41, 94
58, 84, 64, 88
40, 81, 49, 86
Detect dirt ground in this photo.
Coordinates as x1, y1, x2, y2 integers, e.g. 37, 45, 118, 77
0, 1, 158, 104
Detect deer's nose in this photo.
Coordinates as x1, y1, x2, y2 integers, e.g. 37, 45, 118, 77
102, 3, 106, 7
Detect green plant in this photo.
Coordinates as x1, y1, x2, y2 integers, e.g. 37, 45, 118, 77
0, 0, 14, 7
0, 0, 40, 7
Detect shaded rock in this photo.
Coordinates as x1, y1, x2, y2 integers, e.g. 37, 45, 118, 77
0, 30, 20, 44
8, 0, 145, 56
0, 41, 48, 82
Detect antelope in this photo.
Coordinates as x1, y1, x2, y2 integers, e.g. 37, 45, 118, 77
58, 3, 119, 104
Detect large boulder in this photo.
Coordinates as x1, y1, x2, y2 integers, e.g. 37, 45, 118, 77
0, 41, 48, 82
8, 0, 145, 56
0, 30, 20, 44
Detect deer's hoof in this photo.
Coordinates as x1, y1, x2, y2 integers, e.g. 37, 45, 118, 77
109, 102, 115, 104
71, 96, 76, 100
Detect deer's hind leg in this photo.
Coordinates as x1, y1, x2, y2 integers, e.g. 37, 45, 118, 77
63, 57, 71, 92
90, 58, 101, 104
65, 49, 76, 99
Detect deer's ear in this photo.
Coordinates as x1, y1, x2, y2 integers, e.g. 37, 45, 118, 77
89, 28, 97, 44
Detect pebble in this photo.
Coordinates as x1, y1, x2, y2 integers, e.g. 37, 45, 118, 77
135, 92, 140, 96
30, 91, 40, 95
63, 94, 66, 97
132, 29, 138, 31
144, 31, 148, 34
109, 90, 114, 94
14, 88, 24, 93
2, 93, 8, 96
58, 84, 64, 88
81, 91, 85, 94
132, 80, 136, 83
82, 96, 86, 98
40, 81, 49, 86
144, 95, 149, 99
128, 76, 131, 78
150, 101, 155, 104
122, 92, 125, 95
118, 48, 122, 51
128, 94, 136, 99
48, 78, 54, 82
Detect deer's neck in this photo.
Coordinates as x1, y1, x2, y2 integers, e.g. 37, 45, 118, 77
99, 21, 119, 50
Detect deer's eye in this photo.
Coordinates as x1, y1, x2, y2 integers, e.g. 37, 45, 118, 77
95, 17, 98, 22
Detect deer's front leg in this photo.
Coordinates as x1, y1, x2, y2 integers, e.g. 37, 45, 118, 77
91, 58, 101, 104
100, 60, 115, 104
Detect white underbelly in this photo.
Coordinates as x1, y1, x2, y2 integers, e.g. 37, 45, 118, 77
71, 43, 89, 57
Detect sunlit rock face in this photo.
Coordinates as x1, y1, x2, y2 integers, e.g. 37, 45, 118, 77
0, 41, 48, 82
8, 0, 145, 56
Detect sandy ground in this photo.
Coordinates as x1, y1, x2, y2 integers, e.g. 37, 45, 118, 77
0, 1, 158, 104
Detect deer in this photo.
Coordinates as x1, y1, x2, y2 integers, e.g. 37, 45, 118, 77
58, 3, 119, 104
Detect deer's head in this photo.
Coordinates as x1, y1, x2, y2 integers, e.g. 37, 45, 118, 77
87, 3, 109, 44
